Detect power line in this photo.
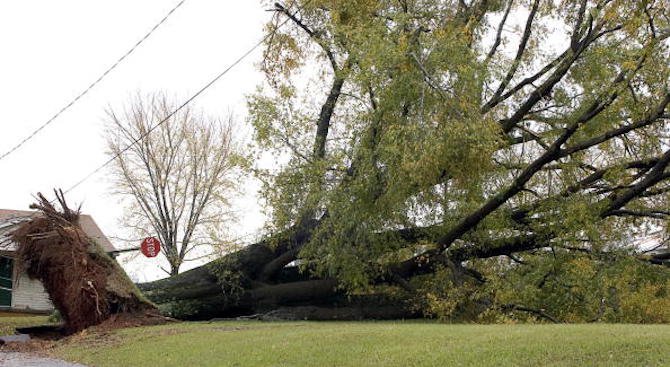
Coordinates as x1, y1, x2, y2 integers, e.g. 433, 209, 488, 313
63, 1, 307, 195
0, 0, 187, 163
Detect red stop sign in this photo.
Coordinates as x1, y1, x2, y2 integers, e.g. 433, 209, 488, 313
141, 237, 161, 258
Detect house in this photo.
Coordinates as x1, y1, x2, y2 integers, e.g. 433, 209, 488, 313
0, 209, 116, 313
631, 230, 669, 266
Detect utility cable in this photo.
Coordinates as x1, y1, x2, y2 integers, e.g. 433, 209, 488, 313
63, 1, 308, 194
0, 0, 187, 162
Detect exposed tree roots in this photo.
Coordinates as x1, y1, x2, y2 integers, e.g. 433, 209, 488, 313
12, 191, 159, 334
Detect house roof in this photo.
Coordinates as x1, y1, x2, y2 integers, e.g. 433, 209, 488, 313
630, 230, 667, 252
0, 209, 116, 253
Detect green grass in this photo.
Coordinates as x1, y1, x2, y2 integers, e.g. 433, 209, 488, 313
0, 313, 51, 335
51, 321, 670, 367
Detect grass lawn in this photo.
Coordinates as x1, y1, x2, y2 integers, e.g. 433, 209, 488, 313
40, 321, 670, 367
0, 312, 50, 335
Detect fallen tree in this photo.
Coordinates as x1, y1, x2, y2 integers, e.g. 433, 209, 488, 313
12, 191, 160, 334
138, 222, 418, 320
140, 1, 670, 323
139, 220, 668, 321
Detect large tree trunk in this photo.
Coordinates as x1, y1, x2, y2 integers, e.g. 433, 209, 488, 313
136, 220, 502, 320
138, 219, 420, 320
136, 226, 337, 319
138, 217, 669, 321
139, 255, 417, 320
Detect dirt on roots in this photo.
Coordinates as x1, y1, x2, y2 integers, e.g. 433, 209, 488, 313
10, 190, 162, 335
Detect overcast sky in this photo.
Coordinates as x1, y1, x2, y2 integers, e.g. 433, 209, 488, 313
0, 1, 272, 281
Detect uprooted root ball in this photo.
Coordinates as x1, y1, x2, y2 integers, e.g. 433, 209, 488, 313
11, 191, 158, 334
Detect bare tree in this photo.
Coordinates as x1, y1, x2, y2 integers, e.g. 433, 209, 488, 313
106, 92, 239, 276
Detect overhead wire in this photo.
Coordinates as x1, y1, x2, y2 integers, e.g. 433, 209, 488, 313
63, 1, 308, 195
0, 0, 187, 162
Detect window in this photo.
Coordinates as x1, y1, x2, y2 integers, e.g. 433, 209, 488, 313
0, 256, 13, 307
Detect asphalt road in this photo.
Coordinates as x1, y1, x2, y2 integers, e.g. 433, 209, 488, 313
0, 352, 87, 367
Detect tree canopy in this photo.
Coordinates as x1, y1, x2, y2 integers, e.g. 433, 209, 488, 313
143, 0, 670, 323
249, 0, 670, 320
